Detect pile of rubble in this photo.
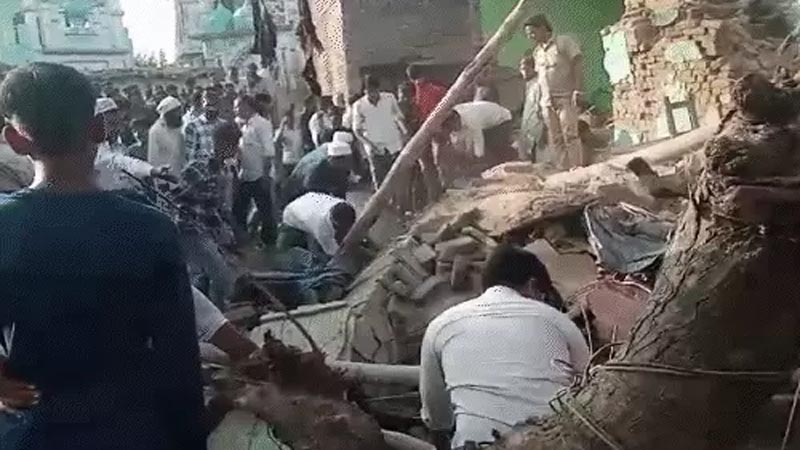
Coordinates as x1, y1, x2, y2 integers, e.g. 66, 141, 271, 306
383, 209, 497, 301
343, 209, 502, 367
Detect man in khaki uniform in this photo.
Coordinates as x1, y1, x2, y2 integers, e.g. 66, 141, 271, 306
525, 15, 585, 169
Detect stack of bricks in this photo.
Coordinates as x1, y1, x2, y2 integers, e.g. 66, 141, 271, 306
609, 0, 799, 141
378, 209, 496, 303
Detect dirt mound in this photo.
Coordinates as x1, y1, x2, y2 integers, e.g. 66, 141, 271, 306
232, 333, 391, 450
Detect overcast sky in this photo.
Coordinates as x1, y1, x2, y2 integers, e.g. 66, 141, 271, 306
120, 0, 177, 60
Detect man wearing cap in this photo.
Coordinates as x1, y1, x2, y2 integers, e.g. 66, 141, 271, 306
93, 97, 172, 191
283, 130, 353, 203
148, 96, 186, 177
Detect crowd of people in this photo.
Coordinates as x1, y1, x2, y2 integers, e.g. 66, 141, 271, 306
0, 12, 594, 450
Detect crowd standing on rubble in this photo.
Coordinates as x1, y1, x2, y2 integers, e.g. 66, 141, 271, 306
0, 11, 604, 449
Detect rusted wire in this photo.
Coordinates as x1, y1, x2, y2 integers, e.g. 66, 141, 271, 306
550, 389, 626, 450
592, 362, 790, 383
248, 280, 322, 355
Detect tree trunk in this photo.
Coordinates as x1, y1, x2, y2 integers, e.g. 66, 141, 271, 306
493, 75, 800, 450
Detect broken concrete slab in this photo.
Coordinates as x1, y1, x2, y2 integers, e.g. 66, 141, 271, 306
391, 241, 431, 280
412, 243, 437, 266
435, 236, 480, 261
431, 208, 481, 242
450, 255, 471, 291
392, 263, 426, 288
411, 276, 449, 302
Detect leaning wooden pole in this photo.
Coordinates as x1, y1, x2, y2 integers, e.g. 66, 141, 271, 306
491, 74, 800, 450
338, 0, 538, 253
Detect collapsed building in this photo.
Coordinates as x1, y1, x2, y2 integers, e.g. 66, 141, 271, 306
607, 0, 800, 144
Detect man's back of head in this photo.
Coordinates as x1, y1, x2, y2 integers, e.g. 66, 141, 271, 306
0, 62, 97, 157
482, 244, 564, 310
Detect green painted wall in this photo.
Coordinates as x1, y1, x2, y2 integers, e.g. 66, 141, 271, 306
481, 0, 624, 112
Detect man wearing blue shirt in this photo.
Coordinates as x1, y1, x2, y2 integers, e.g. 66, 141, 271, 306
0, 63, 207, 450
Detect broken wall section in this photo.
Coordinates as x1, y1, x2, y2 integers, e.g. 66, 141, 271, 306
606, 0, 800, 145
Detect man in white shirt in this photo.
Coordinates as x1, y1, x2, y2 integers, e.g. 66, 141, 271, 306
352, 75, 407, 190
308, 96, 336, 148
526, 15, 585, 169
148, 96, 186, 177
420, 244, 589, 450
92, 98, 171, 191
440, 101, 513, 185
277, 191, 356, 257
234, 94, 276, 245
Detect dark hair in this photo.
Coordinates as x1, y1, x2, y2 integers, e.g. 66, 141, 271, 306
319, 96, 334, 109
364, 75, 381, 91
318, 128, 336, 145
406, 64, 423, 80
524, 14, 552, 31
238, 94, 263, 116
116, 97, 131, 112
213, 121, 241, 147
482, 244, 564, 310
255, 93, 272, 105
0, 62, 97, 154
331, 203, 356, 233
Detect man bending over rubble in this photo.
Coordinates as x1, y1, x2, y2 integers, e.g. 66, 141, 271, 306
420, 244, 589, 450
0, 63, 206, 449
277, 191, 356, 257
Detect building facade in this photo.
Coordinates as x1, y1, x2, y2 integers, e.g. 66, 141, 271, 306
0, 0, 134, 71
604, 0, 800, 144
308, 0, 480, 98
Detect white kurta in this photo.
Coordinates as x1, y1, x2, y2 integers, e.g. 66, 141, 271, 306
452, 101, 512, 158
148, 119, 185, 176
282, 192, 347, 256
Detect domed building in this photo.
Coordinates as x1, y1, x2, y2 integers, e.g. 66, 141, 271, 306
175, 0, 253, 69
0, 0, 134, 71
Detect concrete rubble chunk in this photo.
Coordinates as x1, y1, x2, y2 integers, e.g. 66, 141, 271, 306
436, 260, 453, 278
392, 262, 426, 288
391, 241, 431, 280
435, 236, 480, 262
412, 243, 438, 265
461, 226, 497, 249
433, 208, 481, 242
411, 276, 449, 302
387, 280, 411, 298
450, 255, 471, 291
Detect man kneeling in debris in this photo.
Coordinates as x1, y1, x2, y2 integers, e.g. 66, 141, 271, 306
440, 101, 514, 184
276, 190, 356, 257
420, 244, 589, 450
